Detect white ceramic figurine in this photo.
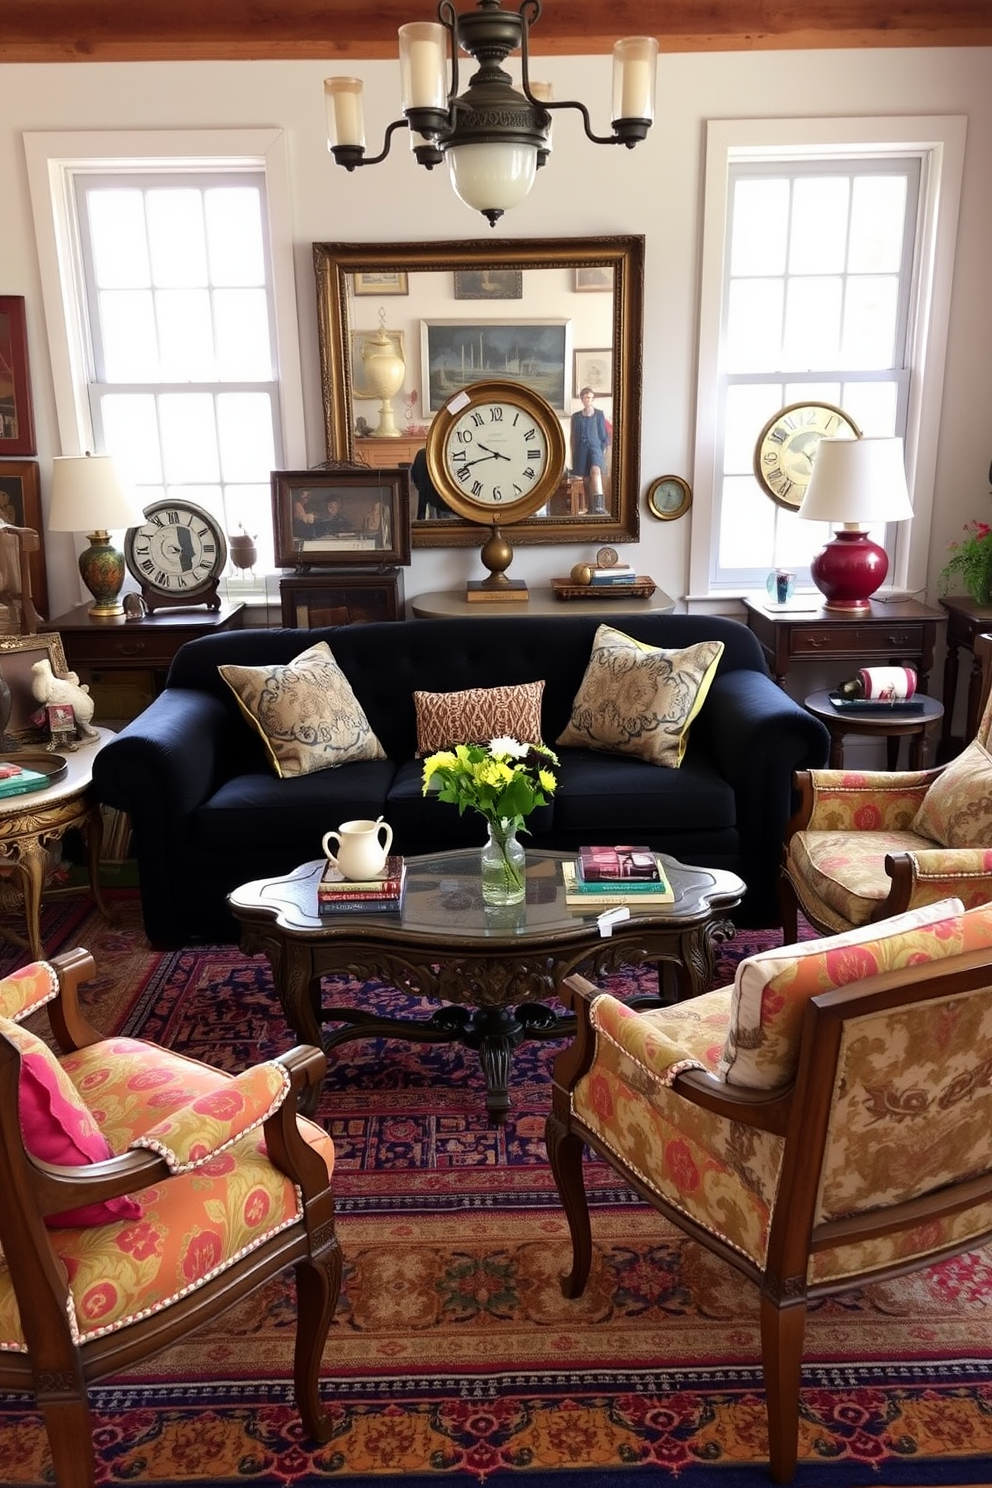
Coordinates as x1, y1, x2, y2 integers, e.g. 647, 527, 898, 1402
30, 658, 100, 741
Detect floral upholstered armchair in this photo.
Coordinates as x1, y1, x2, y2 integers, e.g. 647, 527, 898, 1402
0, 948, 341, 1488
546, 898, 992, 1483
780, 685, 992, 939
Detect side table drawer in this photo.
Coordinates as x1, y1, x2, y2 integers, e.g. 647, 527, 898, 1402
63, 631, 182, 668
789, 623, 926, 658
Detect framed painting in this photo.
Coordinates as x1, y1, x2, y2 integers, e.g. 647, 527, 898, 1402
0, 632, 68, 743
0, 297, 36, 456
350, 329, 406, 400
352, 271, 408, 296
421, 319, 571, 412
272, 467, 411, 569
573, 349, 613, 398
0, 459, 49, 620
453, 269, 523, 300
574, 265, 613, 293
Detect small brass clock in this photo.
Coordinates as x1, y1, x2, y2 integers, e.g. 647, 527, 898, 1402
426, 379, 566, 597
753, 402, 862, 511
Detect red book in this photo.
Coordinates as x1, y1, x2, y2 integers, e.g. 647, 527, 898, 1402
577, 846, 660, 883
318, 856, 405, 901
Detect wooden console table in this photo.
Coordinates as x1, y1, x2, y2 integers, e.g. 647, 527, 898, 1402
743, 597, 944, 692
412, 587, 676, 619
939, 596, 992, 754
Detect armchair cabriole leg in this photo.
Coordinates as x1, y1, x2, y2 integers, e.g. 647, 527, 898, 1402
293, 1241, 343, 1442
39, 1389, 96, 1488
545, 1113, 593, 1297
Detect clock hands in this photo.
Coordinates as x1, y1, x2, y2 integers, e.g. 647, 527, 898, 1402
477, 443, 511, 462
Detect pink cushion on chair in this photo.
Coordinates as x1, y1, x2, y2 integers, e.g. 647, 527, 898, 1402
2, 1015, 142, 1228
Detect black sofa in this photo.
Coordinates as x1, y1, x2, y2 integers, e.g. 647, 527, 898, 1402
92, 612, 829, 944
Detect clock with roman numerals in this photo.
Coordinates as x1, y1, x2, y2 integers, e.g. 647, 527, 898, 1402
426, 379, 566, 525
124, 500, 228, 612
754, 401, 862, 511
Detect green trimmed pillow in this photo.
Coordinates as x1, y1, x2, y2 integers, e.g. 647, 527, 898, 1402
414, 680, 545, 756
219, 641, 385, 778
556, 624, 723, 768
910, 738, 992, 846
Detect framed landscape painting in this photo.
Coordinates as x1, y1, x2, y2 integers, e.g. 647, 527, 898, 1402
353, 271, 408, 297
0, 297, 36, 456
421, 319, 571, 412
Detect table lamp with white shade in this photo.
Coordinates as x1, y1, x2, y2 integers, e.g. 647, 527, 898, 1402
798, 435, 914, 614
48, 453, 143, 617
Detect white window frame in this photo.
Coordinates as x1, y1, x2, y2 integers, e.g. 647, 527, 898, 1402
688, 115, 967, 611
23, 128, 306, 599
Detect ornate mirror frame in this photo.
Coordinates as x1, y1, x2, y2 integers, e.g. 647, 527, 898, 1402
314, 236, 644, 548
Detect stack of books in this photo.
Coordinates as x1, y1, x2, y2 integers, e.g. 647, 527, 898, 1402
589, 563, 636, 586
562, 845, 675, 907
0, 762, 51, 799
317, 855, 406, 914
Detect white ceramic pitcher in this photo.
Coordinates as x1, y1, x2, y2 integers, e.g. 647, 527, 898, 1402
322, 817, 393, 880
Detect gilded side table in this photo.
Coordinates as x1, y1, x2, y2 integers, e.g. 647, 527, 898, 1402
0, 727, 115, 961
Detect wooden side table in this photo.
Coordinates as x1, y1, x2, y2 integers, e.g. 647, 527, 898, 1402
0, 727, 115, 961
743, 597, 944, 691
804, 690, 944, 771
939, 596, 992, 754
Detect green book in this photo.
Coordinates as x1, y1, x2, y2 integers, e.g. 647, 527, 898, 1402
562, 861, 674, 906
0, 765, 52, 798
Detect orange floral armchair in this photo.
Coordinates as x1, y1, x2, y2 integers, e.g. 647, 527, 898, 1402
546, 899, 992, 1483
0, 947, 341, 1488
780, 686, 992, 938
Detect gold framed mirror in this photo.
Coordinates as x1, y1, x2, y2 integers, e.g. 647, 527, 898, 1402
314, 236, 644, 548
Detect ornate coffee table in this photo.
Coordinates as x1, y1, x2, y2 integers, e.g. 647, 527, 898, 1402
228, 848, 744, 1122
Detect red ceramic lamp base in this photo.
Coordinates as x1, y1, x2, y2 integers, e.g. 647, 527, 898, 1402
810, 529, 889, 614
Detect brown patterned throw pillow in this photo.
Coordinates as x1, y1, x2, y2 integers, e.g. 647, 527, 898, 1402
415, 680, 545, 756
910, 737, 992, 846
219, 641, 385, 778
556, 624, 724, 768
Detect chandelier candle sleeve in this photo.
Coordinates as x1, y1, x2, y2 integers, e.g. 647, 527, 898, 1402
324, 78, 365, 149
399, 23, 448, 110
613, 37, 658, 123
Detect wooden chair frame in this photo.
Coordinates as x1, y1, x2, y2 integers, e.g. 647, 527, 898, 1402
0, 947, 342, 1488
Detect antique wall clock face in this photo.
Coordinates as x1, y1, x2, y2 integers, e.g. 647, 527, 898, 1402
124, 501, 228, 612
426, 379, 567, 526
753, 402, 862, 511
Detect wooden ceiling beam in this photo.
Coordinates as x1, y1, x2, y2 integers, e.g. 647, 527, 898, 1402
2, 1, 990, 62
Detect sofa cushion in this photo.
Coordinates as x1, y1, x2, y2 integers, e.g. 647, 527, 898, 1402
218, 641, 386, 778
556, 624, 724, 767
414, 680, 545, 756
1, 1014, 143, 1228
551, 747, 737, 835
910, 737, 992, 847
193, 758, 398, 856
719, 896, 970, 1089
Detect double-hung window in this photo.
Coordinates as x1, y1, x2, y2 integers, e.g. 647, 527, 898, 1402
690, 117, 966, 605
25, 130, 304, 593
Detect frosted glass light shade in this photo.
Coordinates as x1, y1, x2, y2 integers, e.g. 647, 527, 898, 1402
48, 453, 141, 534
612, 37, 658, 123
448, 141, 538, 215
799, 436, 913, 526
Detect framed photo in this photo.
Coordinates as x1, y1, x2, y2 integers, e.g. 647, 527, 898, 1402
0, 632, 68, 743
353, 271, 408, 297
0, 297, 36, 456
350, 329, 406, 400
0, 459, 49, 620
272, 467, 411, 569
453, 269, 523, 300
574, 349, 613, 397
421, 319, 571, 412
573, 266, 613, 293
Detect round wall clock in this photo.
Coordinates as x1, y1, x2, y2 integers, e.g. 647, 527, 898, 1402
753, 402, 862, 511
647, 475, 692, 521
426, 379, 566, 526
124, 501, 228, 613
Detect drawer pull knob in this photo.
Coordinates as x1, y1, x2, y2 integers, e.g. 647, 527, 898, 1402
116, 641, 146, 656
807, 637, 827, 648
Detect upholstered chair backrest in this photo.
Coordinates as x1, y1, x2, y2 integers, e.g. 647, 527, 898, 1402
719, 898, 992, 1089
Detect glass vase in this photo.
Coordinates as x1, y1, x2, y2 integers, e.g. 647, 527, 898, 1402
480, 819, 526, 906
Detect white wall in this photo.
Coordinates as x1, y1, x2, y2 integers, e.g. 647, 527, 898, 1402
0, 47, 990, 617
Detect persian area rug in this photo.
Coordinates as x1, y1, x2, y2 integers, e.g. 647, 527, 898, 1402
2, 897, 992, 1487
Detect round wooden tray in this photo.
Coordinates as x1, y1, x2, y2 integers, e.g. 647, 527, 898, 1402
0, 752, 69, 793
